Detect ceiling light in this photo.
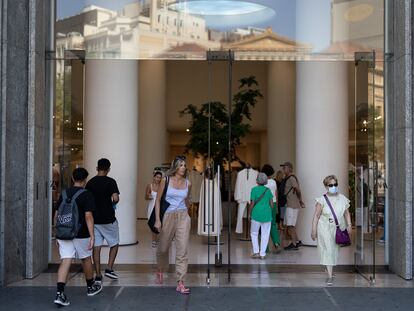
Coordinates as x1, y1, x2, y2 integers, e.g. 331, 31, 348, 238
344, 4, 374, 23
170, 1, 268, 16
169, 1, 275, 29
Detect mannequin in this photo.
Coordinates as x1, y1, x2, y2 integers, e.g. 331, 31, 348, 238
198, 168, 222, 236
234, 165, 258, 233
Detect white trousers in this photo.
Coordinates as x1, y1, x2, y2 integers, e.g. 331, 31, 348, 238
235, 201, 248, 233
250, 220, 271, 257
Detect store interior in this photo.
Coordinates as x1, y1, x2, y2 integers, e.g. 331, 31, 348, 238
51, 58, 386, 269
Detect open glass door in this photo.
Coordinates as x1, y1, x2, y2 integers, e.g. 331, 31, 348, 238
354, 51, 385, 283
202, 51, 235, 283
52, 50, 86, 243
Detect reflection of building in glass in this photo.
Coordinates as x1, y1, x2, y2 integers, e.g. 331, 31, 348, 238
56, 1, 219, 59
332, 0, 383, 56
56, 1, 313, 60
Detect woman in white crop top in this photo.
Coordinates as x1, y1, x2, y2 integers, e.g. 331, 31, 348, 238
154, 156, 192, 295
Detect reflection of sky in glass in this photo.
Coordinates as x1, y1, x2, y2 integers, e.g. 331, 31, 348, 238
296, 0, 331, 52
170, 1, 269, 16
57, 0, 295, 37
56, 0, 334, 50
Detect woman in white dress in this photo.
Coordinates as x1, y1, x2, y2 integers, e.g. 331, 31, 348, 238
146, 171, 162, 247
311, 175, 352, 286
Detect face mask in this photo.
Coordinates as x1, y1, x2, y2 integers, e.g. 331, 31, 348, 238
328, 186, 338, 194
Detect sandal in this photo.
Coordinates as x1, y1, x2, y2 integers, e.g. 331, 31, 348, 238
176, 281, 190, 295
251, 253, 260, 259
156, 272, 163, 285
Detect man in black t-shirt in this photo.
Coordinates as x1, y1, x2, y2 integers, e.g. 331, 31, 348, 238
86, 158, 120, 283
54, 168, 102, 307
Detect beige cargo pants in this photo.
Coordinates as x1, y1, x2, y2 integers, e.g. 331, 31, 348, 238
156, 210, 191, 281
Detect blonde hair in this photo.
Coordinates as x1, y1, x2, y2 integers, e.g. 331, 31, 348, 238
275, 170, 284, 182
167, 156, 187, 177
323, 175, 338, 187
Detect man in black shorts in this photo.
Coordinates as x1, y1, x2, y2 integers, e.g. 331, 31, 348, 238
54, 168, 102, 307
86, 158, 120, 284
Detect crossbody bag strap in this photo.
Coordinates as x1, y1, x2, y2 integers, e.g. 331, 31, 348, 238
323, 194, 339, 227
250, 188, 269, 215
254, 188, 269, 205
162, 176, 170, 199
285, 175, 295, 196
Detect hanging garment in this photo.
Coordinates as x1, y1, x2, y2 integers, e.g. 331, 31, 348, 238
198, 176, 222, 236
234, 168, 258, 203
234, 168, 258, 233
235, 201, 248, 234
188, 169, 203, 203
146, 184, 158, 219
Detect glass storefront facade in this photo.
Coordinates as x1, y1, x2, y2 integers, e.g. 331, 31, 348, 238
53, 0, 387, 281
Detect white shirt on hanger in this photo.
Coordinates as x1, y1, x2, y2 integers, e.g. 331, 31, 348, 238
234, 168, 258, 203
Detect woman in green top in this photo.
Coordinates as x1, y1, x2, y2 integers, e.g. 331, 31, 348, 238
250, 173, 274, 259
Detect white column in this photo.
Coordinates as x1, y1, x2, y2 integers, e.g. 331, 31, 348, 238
295, 62, 348, 246
84, 60, 138, 245
267, 61, 296, 169
137, 60, 167, 219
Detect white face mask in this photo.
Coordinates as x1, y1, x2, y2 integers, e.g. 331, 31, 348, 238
328, 186, 338, 194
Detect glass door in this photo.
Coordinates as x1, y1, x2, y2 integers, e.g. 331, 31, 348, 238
354, 51, 385, 283
204, 51, 235, 283
53, 50, 85, 223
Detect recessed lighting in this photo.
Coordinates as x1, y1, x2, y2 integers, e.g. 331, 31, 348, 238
170, 1, 269, 16
344, 4, 374, 22
169, 1, 275, 29
186, 128, 190, 132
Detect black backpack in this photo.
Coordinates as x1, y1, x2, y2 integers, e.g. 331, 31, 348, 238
56, 189, 86, 240
278, 175, 297, 207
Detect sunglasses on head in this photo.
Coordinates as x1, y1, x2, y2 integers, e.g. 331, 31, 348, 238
175, 155, 186, 161
327, 183, 338, 187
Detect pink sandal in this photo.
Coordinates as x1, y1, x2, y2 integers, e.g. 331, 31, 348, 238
176, 281, 190, 295
156, 272, 163, 285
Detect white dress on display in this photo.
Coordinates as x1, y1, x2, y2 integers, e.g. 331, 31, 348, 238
198, 176, 222, 236
188, 169, 203, 203
146, 184, 157, 219
234, 168, 258, 233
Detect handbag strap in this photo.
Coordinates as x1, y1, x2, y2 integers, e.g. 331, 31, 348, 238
162, 176, 170, 199
254, 188, 269, 205
323, 194, 340, 227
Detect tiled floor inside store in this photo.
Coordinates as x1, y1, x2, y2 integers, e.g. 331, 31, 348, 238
10, 220, 405, 289
50, 219, 369, 265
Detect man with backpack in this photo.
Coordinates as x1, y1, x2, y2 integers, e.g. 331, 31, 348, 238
279, 162, 305, 251
54, 167, 102, 307
86, 158, 120, 283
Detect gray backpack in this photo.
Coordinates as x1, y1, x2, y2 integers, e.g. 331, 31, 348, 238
56, 189, 86, 240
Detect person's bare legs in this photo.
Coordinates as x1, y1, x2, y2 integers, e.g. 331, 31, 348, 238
93, 246, 102, 277
81, 257, 94, 281
108, 244, 119, 270
287, 226, 297, 246
57, 258, 72, 283
326, 265, 333, 278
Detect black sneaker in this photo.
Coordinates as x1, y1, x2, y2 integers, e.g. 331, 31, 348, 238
87, 283, 103, 296
105, 269, 119, 280
296, 240, 303, 247
54, 292, 70, 306
284, 243, 299, 251
94, 275, 103, 286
